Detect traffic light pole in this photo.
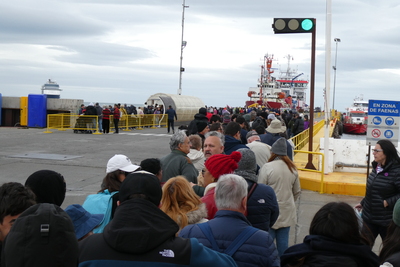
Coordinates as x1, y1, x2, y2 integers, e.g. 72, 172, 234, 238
305, 18, 316, 170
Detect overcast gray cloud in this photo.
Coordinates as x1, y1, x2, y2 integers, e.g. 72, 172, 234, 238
0, 0, 399, 112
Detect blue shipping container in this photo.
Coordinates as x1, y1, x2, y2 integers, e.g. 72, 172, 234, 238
28, 94, 47, 127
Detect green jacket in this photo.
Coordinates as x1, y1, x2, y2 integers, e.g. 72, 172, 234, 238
160, 150, 199, 183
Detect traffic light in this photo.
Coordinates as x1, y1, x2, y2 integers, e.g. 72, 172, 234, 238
272, 18, 315, 34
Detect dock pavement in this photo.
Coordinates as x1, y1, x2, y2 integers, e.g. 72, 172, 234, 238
0, 126, 381, 253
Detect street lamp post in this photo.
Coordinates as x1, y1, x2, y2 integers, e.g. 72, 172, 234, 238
178, 0, 189, 95
332, 38, 341, 110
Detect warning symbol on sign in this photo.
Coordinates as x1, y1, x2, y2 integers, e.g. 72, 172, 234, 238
372, 129, 381, 138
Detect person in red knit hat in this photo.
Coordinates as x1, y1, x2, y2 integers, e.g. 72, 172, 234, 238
201, 151, 242, 219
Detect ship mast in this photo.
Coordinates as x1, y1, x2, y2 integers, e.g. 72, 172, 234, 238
259, 54, 274, 103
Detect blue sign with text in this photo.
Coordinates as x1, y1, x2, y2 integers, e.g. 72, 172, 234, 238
368, 100, 400, 117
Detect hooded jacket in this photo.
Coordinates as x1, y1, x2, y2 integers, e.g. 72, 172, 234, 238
361, 160, 400, 226
234, 148, 279, 231
187, 148, 205, 174
78, 198, 237, 267
281, 235, 379, 267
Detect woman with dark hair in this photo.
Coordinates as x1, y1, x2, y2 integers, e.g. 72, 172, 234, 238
83, 154, 140, 233
355, 139, 400, 244
380, 199, 400, 266
281, 202, 379, 267
258, 137, 301, 256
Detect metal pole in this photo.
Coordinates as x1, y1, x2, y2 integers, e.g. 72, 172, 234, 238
305, 18, 317, 170
332, 38, 341, 110
324, 0, 332, 174
178, 0, 188, 95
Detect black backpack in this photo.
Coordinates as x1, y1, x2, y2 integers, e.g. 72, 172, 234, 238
4, 203, 78, 267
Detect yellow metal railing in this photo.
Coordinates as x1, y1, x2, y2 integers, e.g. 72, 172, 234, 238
44, 114, 167, 133
294, 150, 325, 193
289, 119, 325, 151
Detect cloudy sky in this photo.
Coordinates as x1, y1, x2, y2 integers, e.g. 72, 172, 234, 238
0, 0, 399, 112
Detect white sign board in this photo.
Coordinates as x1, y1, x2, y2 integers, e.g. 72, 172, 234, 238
366, 100, 400, 146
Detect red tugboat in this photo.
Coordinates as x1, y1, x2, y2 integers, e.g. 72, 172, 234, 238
343, 96, 368, 134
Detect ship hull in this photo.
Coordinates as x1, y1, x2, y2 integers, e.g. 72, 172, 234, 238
343, 123, 367, 135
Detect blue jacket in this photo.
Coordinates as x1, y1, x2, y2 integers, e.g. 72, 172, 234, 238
79, 199, 237, 267
179, 210, 280, 267
245, 180, 279, 232
166, 108, 177, 120
224, 135, 248, 155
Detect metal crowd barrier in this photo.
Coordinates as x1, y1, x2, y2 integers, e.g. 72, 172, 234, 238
44, 114, 167, 133
294, 150, 325, 194
290, 119, 325, 151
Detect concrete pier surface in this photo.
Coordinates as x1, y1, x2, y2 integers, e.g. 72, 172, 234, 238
0, 126, 381, 253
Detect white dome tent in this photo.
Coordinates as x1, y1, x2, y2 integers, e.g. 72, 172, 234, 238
146, 93, 205, 122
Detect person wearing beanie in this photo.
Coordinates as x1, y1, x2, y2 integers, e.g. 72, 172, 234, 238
234, 148, 279, 232
78, 172, 237, 267
25, 170, 66, 206
201, 151, 242, 219
196, 121, 209, 145
380, 199, 400, 266
187, 107, 210, 135
258, 137, 301, 256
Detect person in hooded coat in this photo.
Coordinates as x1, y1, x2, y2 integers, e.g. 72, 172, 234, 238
234, 148, 279, 232
78, 171, 237, 267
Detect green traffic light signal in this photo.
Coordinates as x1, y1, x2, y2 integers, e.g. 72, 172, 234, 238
273, 18, 315, 34
301, 19, 313, 31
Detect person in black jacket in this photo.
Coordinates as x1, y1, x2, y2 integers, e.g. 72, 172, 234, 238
291, 113, 304, 136
355, 139, 400, 244
281, 202, 379, 267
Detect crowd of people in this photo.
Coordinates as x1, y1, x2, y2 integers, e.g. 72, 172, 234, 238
1, 106, 400, 267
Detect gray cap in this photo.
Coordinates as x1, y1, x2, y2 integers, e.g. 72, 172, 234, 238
246, 130, 258, 140
271, 137, 287, 156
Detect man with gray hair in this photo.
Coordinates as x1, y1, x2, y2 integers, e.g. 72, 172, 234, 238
191, 131, 225, 196
204, 131, 225, 159
160, 131, 198, 184
180, 174, 280, 267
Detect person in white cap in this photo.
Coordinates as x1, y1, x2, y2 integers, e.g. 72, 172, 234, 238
83, 154, 140, 232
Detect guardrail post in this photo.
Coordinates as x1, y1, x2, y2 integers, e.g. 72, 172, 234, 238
137, 116, 143, 130
43, 114, 52, 133
93, 115, 102, 134
151, 114, 157, 129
